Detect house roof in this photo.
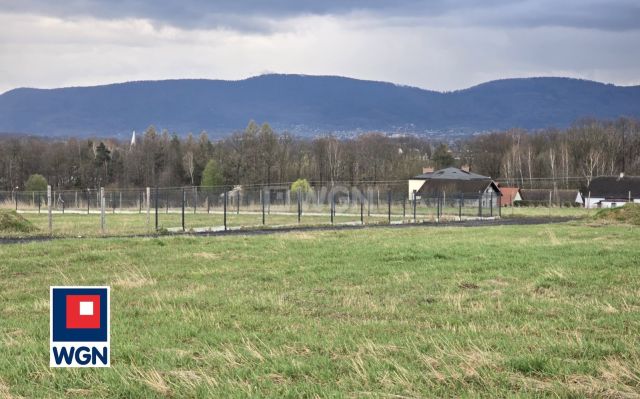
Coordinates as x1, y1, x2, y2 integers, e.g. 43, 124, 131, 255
413, 167, 498, 196
587, 176, 640, 198
417, 179, 500, 196
499, 187, 520, 200
413, 167, 490, 181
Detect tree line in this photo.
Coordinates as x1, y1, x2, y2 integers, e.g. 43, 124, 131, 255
0, 118, 638, 191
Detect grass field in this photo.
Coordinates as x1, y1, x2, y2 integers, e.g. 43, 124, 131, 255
0, 205, 589, 238
1, 220, 639, 397
5, 211, 400, 238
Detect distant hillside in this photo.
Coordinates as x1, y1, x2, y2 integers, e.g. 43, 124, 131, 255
0, 74, 639, 138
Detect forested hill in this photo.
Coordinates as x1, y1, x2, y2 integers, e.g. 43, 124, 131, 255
1, 74, 639, 138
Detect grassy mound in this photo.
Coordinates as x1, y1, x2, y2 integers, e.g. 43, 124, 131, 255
594, 203, 640, 225
0, 210, 38, 233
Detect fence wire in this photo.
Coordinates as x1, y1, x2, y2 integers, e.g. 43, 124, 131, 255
1, 184, 512, 236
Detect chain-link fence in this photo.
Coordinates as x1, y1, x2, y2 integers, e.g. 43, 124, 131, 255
0, 183, 506, 236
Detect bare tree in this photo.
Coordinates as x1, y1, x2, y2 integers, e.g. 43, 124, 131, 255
582, 148, 602, 187
183, 151, 195, 186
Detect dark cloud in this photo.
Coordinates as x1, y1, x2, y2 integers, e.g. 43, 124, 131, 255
1, 0, 638, 32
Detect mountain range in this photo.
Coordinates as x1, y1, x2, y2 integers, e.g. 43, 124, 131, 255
0, 74, 639, 138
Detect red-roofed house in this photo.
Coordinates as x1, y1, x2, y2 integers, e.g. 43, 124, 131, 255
499, 187, 521, 206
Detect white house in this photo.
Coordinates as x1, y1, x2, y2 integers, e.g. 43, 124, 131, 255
583, 174, 640, 208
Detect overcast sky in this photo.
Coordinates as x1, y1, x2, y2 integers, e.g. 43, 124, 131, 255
0, 0, 639, 94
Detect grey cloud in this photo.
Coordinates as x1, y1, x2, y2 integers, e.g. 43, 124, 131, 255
0, 0, 638, 32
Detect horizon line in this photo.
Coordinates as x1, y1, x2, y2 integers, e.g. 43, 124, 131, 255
2, 73, 638, 96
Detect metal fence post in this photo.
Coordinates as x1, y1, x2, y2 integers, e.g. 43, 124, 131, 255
267, 188, 271, 215
223, 191, 228, 231
442, 191, 446, 220
182, 188, 185, 231
87, 190, 90, 215
155, 187, 159, 231
330, 190, 334, 224
207, 194, 210, 214
119, 191, 122, 211
262, 188, 266, 225
100, 187, 105, 234
139, 190, 142, 214
478, 191, 482, 217
459, 193, 463, 220
360, 195, 364, 225
402, 194, 406, 221
413, 190, 417, 223
47, 185, 52, 235
490, 191, 493, 217
236, 191, 240, 215
194, 187, 197, 214
297, 188, 302, 223
38, 192, 41, 214
387, 189, 391, 224
146, 187, 150, 229
368, 188, 371, 217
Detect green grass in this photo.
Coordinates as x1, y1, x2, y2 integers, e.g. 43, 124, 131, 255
0, 207, 488, 237
0, 208, 450, 238
1, 222, 640, 397
4, 211, 400, 238
0, 210, 37, 233
594, 204, 640, 225
0, 205, 587, 239
502, 205, 591, 218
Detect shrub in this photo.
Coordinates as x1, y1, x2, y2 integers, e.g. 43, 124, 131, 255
291, 178, 312, 194
200, 160, 223, 188
24, 174, 47, 192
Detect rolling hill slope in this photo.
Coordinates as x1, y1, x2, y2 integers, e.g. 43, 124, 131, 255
0, 74, 638, 137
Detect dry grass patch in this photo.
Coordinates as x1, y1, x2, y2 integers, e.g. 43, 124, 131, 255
113, 266, 156, 288
545, 227, 561, 245
2, 329, 25, 347
192, 252, 222, 260
166, 370, 218, 389
0, 378, 22, 399
132, 368, 171, 396
64, 388, 93, 396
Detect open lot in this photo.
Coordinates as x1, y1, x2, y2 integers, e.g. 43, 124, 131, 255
1, 221, 639, 397
0, 205, 590, 238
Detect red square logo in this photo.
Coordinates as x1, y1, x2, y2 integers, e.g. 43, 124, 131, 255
66, 295, 101, 329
